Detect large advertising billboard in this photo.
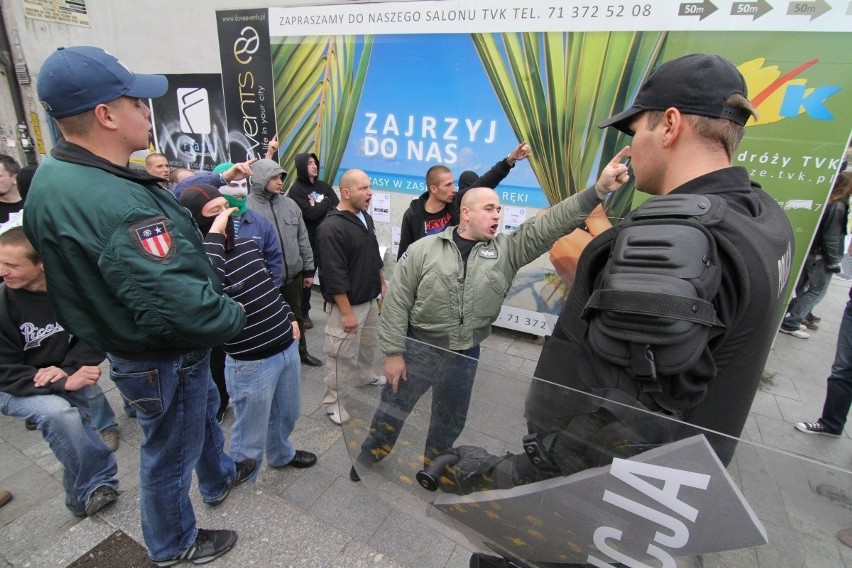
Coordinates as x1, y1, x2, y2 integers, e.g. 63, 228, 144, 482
217, 0, 852, 335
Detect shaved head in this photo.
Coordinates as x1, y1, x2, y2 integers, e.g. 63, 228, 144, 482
339, 168, 367, 190
458, 187, 501, 242
339, 168, 372, 213
460, 187, 498, 210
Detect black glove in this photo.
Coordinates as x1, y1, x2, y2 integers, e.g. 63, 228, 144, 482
443, 446, 513, 495
441, 446, 552, 495
828, 264, 842, 274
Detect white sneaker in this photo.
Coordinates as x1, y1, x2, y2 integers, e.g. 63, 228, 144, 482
780, 328, 810, 339
366, 375, 387, 387
326, 407, 350, 425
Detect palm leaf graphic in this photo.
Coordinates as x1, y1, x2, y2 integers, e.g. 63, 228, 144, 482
271, 35, 373, 188
471, 31, 667, 222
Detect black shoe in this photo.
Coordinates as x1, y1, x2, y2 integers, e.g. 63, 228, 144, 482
85, 485, 119, 516
794, 420, 841, 437
349, 466, 361, 482
302, 316, 314, 330
300, 353, 323, 367
208, 459, 257, 507
273, 450, 317, 469
25, 419, 37, 431
150, 528, 237, 566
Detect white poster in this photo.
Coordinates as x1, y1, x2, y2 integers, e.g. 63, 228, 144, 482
371, 191, 391, 223
501, 206, 527, 234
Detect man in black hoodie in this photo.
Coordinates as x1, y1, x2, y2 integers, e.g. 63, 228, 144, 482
396, 142, 530, 259
287, 152, 339, 328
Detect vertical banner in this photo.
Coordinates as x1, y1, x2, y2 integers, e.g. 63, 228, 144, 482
150, 74, 228, 172
216, 9, 276, 163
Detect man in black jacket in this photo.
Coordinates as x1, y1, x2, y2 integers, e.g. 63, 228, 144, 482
287, 152, 340, 328
780, 171, 851, 339
396, 142, 530, 259
316, 169, 386, 425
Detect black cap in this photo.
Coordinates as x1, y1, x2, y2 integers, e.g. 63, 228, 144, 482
599, 54, 751, 135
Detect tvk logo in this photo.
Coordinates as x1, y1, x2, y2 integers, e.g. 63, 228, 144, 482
738, 58, 840, 123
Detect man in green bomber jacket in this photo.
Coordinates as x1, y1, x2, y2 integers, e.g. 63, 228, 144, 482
24, 46, 252, 567
351, 146, 630, 479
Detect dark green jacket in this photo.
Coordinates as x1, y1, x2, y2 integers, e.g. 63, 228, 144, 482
23, 141, 245, 357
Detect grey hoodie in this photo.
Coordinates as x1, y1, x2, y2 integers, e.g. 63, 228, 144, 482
246, 159, 314, 284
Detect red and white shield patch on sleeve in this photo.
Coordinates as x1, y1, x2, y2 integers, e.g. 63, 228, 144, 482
138, 222, 171, 257
129, 216, 176, 263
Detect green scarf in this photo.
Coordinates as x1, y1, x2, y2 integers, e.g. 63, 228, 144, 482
224, 193, 248, 216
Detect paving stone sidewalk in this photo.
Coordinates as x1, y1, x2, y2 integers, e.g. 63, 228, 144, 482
2, 281, 851, 567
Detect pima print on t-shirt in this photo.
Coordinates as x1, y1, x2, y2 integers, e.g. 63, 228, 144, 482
20, 321, 64, 350
424, 212, 452, 236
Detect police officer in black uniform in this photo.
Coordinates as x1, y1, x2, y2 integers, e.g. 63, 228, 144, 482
438, 54, 794, 568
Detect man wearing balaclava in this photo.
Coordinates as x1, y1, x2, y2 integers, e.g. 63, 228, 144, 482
176, 161, 284, 421
179, 184, 317, 475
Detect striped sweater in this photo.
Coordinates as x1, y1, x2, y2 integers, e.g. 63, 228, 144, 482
204, 233, 295, 360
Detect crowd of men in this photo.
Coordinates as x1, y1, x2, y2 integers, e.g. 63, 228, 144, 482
5, 43, 847, 568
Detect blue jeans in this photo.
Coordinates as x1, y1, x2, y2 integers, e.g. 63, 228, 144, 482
225, 341, 301, 475
819, 297, 852, 434
88, 383, 117, 433
0, 388, 118, 516
360, 340, 480, 463
108, 349, 237, 562
782, 256, 832, 330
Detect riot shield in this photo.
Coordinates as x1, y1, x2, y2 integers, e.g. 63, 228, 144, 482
337, 328, 852, 567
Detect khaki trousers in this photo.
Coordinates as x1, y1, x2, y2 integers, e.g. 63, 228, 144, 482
322, 299, 380, 411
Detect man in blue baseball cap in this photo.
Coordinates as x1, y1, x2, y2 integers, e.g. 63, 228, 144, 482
24, 46, 254, 566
